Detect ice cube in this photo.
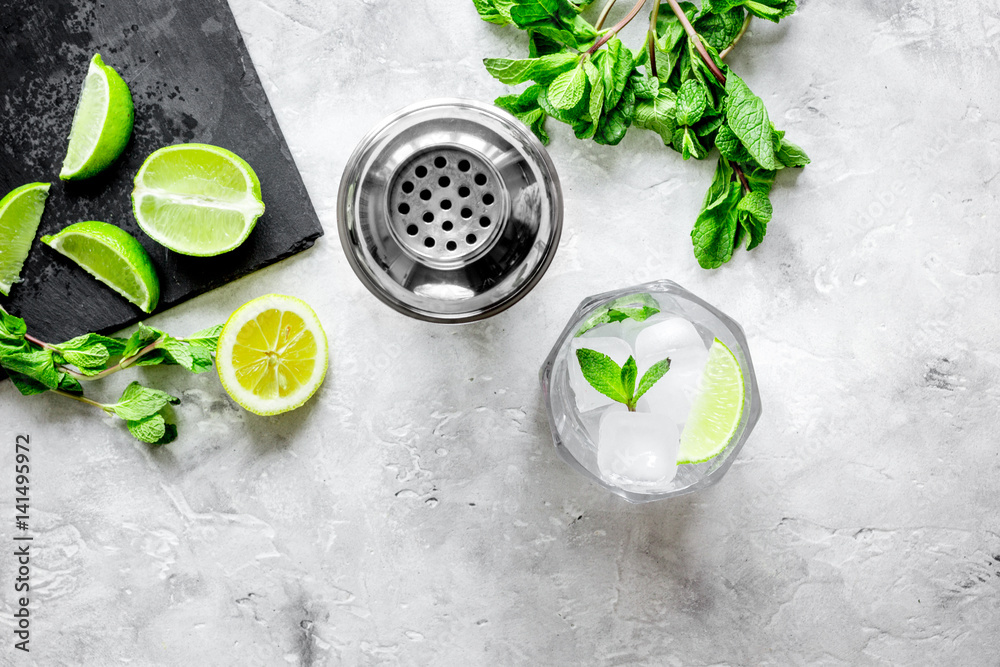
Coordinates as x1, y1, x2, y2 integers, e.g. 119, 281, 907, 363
598, 410, 679, 489
578, 402, 627, 444
568, 336, 634, 413
618, 311, 670, 349
579, 320, 623, 340
633, 317, 710, 429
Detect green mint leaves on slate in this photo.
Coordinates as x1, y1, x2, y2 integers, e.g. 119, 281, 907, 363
0, 305, 221, 445
473, 0, 809, 268
576, 347, 671, 411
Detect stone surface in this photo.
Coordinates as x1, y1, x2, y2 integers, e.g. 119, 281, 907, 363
2, 0, 999, 664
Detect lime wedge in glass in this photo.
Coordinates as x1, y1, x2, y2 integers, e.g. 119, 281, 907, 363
60, 53, 134, 181
41, 221, 160, 313
0, 182, 50, 296
676, 338, 745, 464
131, 143, 265, 256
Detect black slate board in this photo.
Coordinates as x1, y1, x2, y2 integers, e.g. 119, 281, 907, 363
0, 0, 323, 343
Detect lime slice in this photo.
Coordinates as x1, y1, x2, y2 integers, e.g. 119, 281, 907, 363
0, 183, 50, 296
60, 54, 134, 181
676, 339, 745, 464
216, 294, 328, 415
131, 143, 265, 256
41, 221, 160, 313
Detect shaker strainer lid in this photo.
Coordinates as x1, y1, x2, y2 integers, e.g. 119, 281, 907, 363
337, 99, 563, 323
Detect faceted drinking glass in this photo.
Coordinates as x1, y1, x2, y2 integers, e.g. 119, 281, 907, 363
539, 280, 761, 503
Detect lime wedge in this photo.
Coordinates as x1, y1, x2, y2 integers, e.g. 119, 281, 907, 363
60, 54, 134, 181
131, 143, 265, 256
216, 294, 328, 415
0, 183, 50, 296
41, 221, 160, 313
676, 339, 745, 464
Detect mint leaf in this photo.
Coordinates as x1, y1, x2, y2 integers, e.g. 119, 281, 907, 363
0, 346, 61, 389
594, 80, 634, 146
107, 381, 180, 421
547, 63, 588, 112
620, 356, 637, 406
654, 1, 696, 53
57, 332, 127, 358
126, 413, 177, 446
575, 59, 604, 140
576, 293, 661, 336
473, 0, 515, 24
58, 346, 109, 370
6, 370, 50, 396
630, 73, 659, 100
737, 190, 772, 249
633, 88, 678, 145
676, 79, 708, 126
743, 164, 777, 195
528, 30, 564, 57
635, 357, 671, 402
715, 124, 754, 164
742, 0, 796, 23
122, 323, 164, 359
692, 158, 742, 268
183, 324, 223, 350
575, 348, 629, 404
509, 0, 597, 50
673, 126, 706, 160
496, 86, 550, 144
483, 51, 579, 85
0, 308, 27, 341
694, 6, 746, 51
725, 72, 779, 170
600, 38, 632, 110
776, 136, 810, 167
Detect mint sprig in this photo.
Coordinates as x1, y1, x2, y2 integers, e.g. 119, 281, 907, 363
473, 0, 809, 268
0, 305, 220, 445
576, 347, 670, 411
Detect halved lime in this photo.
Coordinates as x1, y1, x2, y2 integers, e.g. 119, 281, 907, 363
216, 294, 328, 415
0, 183, 50, 296
676, 339, 745, 464
41, 221, 160, 313
60, 54, 134, 181
131, 143, 265, 256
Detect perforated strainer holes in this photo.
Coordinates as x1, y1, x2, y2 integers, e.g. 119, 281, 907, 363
388, 146, 504, 262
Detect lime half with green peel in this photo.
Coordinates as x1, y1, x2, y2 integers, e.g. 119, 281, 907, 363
60, 54, 134, 181
0, 182, 50, 296
216, 294, 328, 415
677, 339, 745, 464
41, 221, 160, 313
131, 143, 265, 256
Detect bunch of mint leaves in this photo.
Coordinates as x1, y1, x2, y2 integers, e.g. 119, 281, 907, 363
0, 305, 220, 445
473, 0, 809, 268
577, 348, 671, 411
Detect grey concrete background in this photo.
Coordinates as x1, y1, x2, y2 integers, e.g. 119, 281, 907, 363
2, 0, 999, 664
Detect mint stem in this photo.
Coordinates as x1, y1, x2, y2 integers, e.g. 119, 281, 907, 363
720, 13, 751, 59
665, 0, 725, 84
593, 0, 618, 31
664, 0, 752, 194
52, 389, 107, 410
24, 333, 54, 350
646, 0, 660, 78
57, 337, 165, 381
586, 0, 648, 55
